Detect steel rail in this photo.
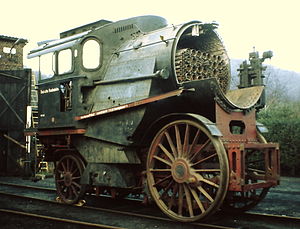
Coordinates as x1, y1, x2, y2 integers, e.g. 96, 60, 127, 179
245, 212, 300, 223
2, 182, 300, 227
83, 204, 235, 229
0, 208, 125, 229
0, 186, 236, 229
0, 181, 56, 192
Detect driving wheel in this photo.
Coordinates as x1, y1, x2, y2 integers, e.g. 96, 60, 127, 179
147, 119, 229, 222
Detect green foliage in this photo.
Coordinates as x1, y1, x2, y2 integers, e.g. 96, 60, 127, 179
258, 101, 300, 176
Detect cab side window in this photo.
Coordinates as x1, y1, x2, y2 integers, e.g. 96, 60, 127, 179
82, 39, 101, 70
40, 52, 55, 79
58, 49, 72, 75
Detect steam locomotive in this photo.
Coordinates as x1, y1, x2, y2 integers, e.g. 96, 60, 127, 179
27, 15, 279, 222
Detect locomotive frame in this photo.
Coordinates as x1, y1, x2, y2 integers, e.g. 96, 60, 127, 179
27, 15, 279, 222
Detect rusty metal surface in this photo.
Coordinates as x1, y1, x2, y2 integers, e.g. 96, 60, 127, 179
225, 86, 264, 109
75, 88, 184, 121
173, 22, 231, 91
73, 136, 141, 164
215, 103, 258, 143
175, 48, 229, 92
226, 142, 279, 191
37, 128, 86, 136
182, 78, 264, 114
81, 163, 137, 188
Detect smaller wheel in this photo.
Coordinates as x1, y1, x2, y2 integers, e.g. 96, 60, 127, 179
222, 180, 269, 212
55, 154, 86, 204
223, 132, 270, 212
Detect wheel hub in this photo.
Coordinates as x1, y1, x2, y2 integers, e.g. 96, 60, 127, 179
64, 172, 72, 187
171, 159, 192, 183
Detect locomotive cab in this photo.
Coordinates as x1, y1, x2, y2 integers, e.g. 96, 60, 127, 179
28, 30, 102, 129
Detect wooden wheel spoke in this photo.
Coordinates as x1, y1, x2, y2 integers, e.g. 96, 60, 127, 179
197, 185, 214, 202
182, 124, 190, 157
189, 186, 205, 213
188, 129, 200, 155
193, 152, 217, 167
183, 184, 194, 217
153, 175, 172, 187
70, 184, 79, 197
71, 176, 81, 180
164, 131, 178, 158
56, 179, 64, 183
175, 125, 183, 157
68, 187, 73, 198
71, 167, 79, 175
153, 155, 172, 166
158, 143, 175, 162
72, 181, 81, 189
168, 183, 178, 209
178, 184, 183, 216
150, 168, 172, 172
61, 161, 67, 172
200, 177, 219, 188
69, 160, 75, 173
160, 180, 174, 200
193, 169, 221, 172
190, 139, 211, 162
66, 158, 70, 171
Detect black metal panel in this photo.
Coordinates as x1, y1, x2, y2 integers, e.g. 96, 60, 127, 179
37, 76, 85, 129
0, 69, 31, 130
0, 132, 8, 173
81, 163, 137, 188
0, 69, 31, 175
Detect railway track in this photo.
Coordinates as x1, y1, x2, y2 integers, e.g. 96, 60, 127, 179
0, 181, 299, 229
0, 208, 125, 229
0, 182, 234, 229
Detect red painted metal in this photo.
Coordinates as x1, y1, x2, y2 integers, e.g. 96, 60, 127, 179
226, 143, 244, 191
24, 130, 36, 136
38, 128, 86, 136
225, 142, 279, 192
216, 103, 257, 143
215, 103, 280, 192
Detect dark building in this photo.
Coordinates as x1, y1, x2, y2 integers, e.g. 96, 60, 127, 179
0, 35, 27, 70
0, 35, 31, 176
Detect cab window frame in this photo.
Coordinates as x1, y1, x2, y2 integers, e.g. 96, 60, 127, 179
56, 48, 74, 75
38, 51, 56, 80
81, 37, 102, 71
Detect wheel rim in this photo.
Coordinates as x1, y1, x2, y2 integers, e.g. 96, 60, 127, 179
55, 154, 86, 204
223, 182, 269, 212
147, 120, 229, 222
223, 132, 269, 212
